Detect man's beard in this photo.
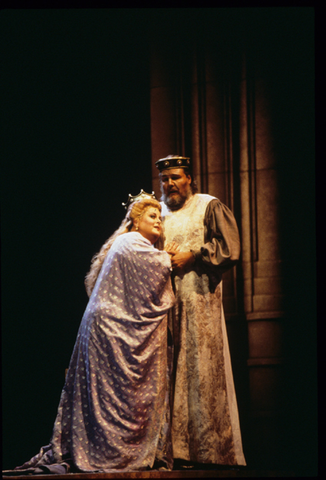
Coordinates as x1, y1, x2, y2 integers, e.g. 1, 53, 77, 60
161, 189, 191, 211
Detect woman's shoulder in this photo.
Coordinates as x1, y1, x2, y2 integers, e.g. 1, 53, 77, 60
113, 231, 151, 250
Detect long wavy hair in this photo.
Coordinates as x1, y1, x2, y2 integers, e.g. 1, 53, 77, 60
84, 197, 162, 297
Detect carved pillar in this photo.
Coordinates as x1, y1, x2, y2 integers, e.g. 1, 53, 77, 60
238, 52, 286, 467
150, 39, 193, 196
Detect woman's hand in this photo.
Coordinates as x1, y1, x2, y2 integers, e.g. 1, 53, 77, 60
164, 241, 180, 257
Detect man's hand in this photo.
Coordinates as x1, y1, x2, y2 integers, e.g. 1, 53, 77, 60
171, 251, 195, 271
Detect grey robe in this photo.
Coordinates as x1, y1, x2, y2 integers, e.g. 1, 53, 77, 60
161, 193, 246, 465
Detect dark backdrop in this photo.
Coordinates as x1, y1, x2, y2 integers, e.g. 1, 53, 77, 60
1, 9, 153, 469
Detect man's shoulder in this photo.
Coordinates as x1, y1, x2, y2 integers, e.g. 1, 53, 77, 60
192, 193, 217, 209
195, 193, 216, 203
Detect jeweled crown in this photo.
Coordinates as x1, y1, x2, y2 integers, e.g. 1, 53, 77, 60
122, 189, 157, 209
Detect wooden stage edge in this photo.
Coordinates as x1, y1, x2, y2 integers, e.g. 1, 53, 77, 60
2, 468, 296, 479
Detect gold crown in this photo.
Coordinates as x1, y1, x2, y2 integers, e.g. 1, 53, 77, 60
122, 189, 157, 209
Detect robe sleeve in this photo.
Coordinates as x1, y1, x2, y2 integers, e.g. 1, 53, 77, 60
124, 240, 172, 298
114, 234, 174, 314
193, 198, 240, 273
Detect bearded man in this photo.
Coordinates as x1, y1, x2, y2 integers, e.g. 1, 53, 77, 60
156, 155, 246, 467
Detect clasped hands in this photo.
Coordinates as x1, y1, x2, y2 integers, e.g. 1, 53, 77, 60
164, 242, 195, 272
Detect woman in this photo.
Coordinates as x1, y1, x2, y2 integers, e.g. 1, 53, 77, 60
11, 194, 178, 474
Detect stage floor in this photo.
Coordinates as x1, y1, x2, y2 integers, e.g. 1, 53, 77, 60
2, 468, 296, 479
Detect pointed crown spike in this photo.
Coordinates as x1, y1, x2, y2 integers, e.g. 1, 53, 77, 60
122, 189, 157, 209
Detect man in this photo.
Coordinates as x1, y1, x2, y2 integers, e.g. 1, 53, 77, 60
156, 154, 246, 467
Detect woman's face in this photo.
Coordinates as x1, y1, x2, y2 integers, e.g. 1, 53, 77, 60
135, 207, 162, 244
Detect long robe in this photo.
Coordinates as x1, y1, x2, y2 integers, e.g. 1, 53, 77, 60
13, 232, 175, 473
161, 193, 246, 466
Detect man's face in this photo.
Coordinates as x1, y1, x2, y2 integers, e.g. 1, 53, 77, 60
160, 168, 192, 211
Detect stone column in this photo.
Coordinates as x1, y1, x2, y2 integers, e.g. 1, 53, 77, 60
239, 53, 286, 467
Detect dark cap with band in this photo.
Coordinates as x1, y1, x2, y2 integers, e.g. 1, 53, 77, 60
155, 155, 191, 172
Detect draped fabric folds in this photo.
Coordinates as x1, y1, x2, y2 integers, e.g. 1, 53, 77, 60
14, 232, 175, 473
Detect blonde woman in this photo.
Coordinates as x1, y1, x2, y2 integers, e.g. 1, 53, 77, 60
12, 194, 178, 474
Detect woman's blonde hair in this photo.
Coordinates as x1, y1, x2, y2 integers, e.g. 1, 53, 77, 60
84, 197, 162, 297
